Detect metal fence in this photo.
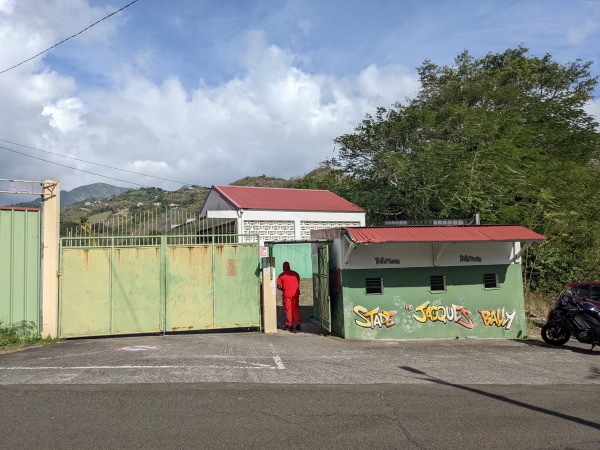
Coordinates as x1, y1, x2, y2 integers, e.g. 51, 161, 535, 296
62, 208, 243, 244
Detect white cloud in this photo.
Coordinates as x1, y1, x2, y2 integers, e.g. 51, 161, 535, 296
568, 19, 599, 43
0, 19, 418, 193
42, 98, 84, 133
585, 99, 600, 128
0, 0, 14, 15
4, 0, 597, 205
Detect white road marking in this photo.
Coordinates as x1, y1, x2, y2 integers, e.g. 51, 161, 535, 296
269, 343, 285, 369
0, 364, 277, 370
272, 355, 285, 370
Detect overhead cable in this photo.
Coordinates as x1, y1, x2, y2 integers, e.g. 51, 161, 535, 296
1, 145, 148, 187
0, 0, 140, 75
0, 138, 195, 185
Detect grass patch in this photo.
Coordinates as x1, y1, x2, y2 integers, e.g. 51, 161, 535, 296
525, 291, 555, 320
0, 320, 57, 353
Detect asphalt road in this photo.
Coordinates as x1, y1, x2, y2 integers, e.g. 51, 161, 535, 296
1, 320, 600, 449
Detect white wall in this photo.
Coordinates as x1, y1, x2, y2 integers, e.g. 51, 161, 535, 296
342, 241, 517, 269
199, 190, 234, 217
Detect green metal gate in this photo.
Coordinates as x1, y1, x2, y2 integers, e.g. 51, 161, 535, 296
312, 244, 331, 333
0, 207, 41, 330
59, 235, 260, 338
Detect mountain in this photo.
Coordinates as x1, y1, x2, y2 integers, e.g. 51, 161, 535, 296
60, 183, 131, 207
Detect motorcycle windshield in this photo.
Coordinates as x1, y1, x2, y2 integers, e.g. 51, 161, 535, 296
581, 301, 599, 312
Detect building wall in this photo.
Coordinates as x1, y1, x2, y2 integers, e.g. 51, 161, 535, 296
242, 218, 362, 244
272, 243, 312, 278
335, 264, 526, 340
347, 241, 517, 268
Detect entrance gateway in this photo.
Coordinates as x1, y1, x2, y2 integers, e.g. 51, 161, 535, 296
59, 234, 261, 337
2, 178, 263, 338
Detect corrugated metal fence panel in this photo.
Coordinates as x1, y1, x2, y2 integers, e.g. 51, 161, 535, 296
166, 246, 214, 331
0, 209, 40, 328
112, 247, 162, 334
272, 243, 312, 278
213, 245, 260, 328
60, 248, 112, 337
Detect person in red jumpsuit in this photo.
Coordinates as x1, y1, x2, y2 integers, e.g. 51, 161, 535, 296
277, 261, 301, 331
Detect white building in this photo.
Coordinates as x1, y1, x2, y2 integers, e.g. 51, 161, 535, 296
198, 185, 365, 244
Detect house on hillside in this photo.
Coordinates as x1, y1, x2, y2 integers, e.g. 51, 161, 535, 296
198, 185, 365, 279
310, 225, 545, 340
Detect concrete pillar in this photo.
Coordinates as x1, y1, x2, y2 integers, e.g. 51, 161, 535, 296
40, 180, 60, 338
261, 257, 277, 333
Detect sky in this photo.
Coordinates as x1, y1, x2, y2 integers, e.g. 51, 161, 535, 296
1, 0, 599, 205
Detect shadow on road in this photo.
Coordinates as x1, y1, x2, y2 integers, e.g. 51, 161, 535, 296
511, 337, 600, 355
399, 365, 600, 431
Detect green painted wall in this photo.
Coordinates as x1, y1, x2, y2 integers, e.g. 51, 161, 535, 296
272, 243, 312, 278
0, 209, 40, 329
336, 264, 526, 340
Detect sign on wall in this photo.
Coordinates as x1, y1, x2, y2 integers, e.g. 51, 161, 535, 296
346, 242, 516, 269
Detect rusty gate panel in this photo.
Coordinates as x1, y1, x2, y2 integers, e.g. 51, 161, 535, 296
59, 236, 260, 337
0, 208, 40, 329
213, 244, 260, 328
59, 247, 112, 337
165, 245, 214, 331
112, 247, 162, 334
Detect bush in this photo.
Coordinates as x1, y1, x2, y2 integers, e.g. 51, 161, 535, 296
0, 320, 42, 346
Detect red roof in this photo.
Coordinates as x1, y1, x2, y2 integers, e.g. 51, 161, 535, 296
213, 185, 364, 212
344, 225, 546, 244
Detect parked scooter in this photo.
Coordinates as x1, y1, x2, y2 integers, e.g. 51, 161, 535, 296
541, 294, 600, 349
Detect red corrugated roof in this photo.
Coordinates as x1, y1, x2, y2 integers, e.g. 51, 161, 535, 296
213, 185, 364, 212
344, 226, 545, 244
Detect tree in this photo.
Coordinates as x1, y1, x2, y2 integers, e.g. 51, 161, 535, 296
326, 46, 600, 292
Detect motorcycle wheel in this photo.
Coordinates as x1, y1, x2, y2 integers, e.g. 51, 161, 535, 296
541, 322, 570, 346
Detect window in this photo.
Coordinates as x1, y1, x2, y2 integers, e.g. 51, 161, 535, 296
575, 284, 591, 300
366, 277, 383, 295
483, 273, 500, 289
591, 285, 600, 302
430, 275, 446, 292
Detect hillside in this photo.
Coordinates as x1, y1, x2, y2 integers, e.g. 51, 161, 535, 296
59, 176, 299, 236
61, 183, 131, 206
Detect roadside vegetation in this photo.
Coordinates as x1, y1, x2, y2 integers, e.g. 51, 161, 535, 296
0, 320, 57, 353
294, 46, 600, 301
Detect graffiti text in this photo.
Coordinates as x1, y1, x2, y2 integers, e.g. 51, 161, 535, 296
477, 308, 516, 330
413, 301, 474, 329
354, 306, 397, 329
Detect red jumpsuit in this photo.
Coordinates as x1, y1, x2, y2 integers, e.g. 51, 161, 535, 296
277, 262, 301, 329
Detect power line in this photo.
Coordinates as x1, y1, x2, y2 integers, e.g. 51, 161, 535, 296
2, 144, 150, 187
0, 0, 140, 75
0, 138, 195, 185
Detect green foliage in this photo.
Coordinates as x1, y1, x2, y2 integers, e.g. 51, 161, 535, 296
60, 185, 211, 231
0, 320, 48, 347
231, 175, 291, 188
325, 46, 600, 292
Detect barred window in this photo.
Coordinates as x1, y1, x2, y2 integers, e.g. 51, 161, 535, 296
430, 275, 446, 292
484, 273, 500, 289
366, 277, 384, 295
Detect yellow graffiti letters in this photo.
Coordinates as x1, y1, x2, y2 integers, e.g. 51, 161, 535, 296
477, 308, 516, 330
353, 306, 397, 329
412, 301, 474, 329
